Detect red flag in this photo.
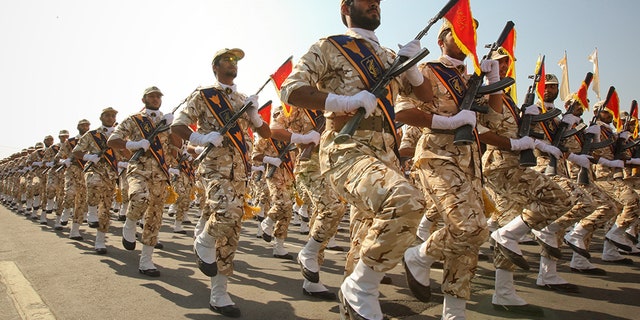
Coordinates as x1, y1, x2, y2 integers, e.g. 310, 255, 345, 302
443, 0, 481, 75
270, 56, 294, 117
631, 100, 638, 138
501, 27, 517, 102
573, 72, 593, 111
248, 101, 272, 137
606, 89, 620, 131
534, 55, 546, 109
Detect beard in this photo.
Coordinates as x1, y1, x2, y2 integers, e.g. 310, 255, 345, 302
349, 5, 380, 30
544, 92, 558, 103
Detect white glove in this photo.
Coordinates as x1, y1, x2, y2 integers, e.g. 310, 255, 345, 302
168, 168, 180, 176
619, 131, 631, 141
125, 139, 150, 152
290, 131, 321, 145
181, 150, 193, 161
524, 105, 540, 115
561, 114, 581, 127
161, 113, 174, 125
598, 157, 624, 168
626, 158, 640, 165
62, 158, 72, 168
263, 156, 282, 167
325, 91, 377, 118
431, 110, 476, 130
509, 136, 535, 151
481, 59, 500, 85
585, 124, 601, 142
397, 40, 424, 86
194, 146, 205, 154
245, 95, 264, 127
567, 153, 592, 168
83, 153, 100, 164
251, 165, 265, 172
189, 132, 223, 147
535, 140, 563, 159
32, 161, 43, 167
45, 161, 54, 167
117, 161, 129, 169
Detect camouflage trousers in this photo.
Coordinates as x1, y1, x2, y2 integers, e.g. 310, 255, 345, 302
63, 165, 87, 223
127, 173, 167, 247
172, 174, 193, 221
117, 173, 129, 204
266, 168, 294, 240
594, 178, 640, 229
85, 171, 116, 233
570, 179, 621, 232
201, 172, 245, 276
321, 142, 424, 274
31, 173, 46, 207
46, 170, 65, 214
296, 162, 347, 266
414, 158, 488, 300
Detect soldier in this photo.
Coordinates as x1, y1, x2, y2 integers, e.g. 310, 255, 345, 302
108, 86, 176, 277
59, 119, 91, 240
167, 143, 195, 235
171, 48, 270, 318
280, 1, 432, 318
72, 107, 121, 254
26, 141, 47, 221
43, 130, 69, 229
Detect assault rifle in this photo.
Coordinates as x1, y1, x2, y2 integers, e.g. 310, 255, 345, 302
333, 0, 462, 144
613, 100, 640, 160
265, 143, 297, 179
453, 21, 517, 145
544, 72, 593, 176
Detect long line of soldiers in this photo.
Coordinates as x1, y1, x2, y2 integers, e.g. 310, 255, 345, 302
2, 2, 640, 320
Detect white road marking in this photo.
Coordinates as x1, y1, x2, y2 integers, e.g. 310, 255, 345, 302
0, 261, 56, 320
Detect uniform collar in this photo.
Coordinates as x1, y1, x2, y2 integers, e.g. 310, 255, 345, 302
215, 82, 236, 95
346, 28, 380, 47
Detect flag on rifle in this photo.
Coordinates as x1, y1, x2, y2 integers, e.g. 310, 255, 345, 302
631, 100, 639, 138
248, 100, 272, 138
443, 0, 481, 75
534, 55, 546, 110
270, 56, 294, 117
573, 74, 591, 111
500, 26, 517, 102
606, 88, 621, 132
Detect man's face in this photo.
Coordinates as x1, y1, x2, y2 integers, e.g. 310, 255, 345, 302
544, 84, 559, 103
599, 110, 613, 124
59, 135, 68, 143
78, 123, 90, 135
345, 0, 381, 31
142, 92, 163, 110
439, 31, 465, 61
44, 137, 54, 147
213, 54, 239, 79
100, 112, 117, 127
497, 57, 509, 79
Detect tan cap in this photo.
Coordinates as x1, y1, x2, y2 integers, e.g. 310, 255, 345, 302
78, 119, 90, 126
101, 107, 118, 115
212, 48, 245, 65
58, 129, 70, 136
34, 142, 44, 149
545, 74, 559, 85
143, 86, 163, 98
490, 47, 512, 61
44, 135, 54, 140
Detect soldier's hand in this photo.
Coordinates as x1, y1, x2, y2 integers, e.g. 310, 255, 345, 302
561, 114, 581, 127
509, 136, 535, 151
61, 158, 72, 168
598, 157, 624, 168
125, 139, 150, 152
83, 154, 100, 164
45, 161, 54, 167
168, 168, 180, 176
397, 40, 424, 86
189, 132, 223, 147
325, 91, 377, 118
162, 113, 174, 125
117, 161, 129, 169
481, 59, 500, 84
251, 165, 265, 172
567, 153, 592, 168
626, 158, 640, 166
534, 140, 562, 159
524, 105, 540, 115
290, 131, 321, 145
263, 156, 282, 167
619, 131, 631, 141
431, 110, 476, 130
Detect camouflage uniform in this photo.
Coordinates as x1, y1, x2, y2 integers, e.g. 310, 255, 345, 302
281, 29, 425, 275
174, 84, 261, 275
44, 141, 65, 215
109, 111, 171, 247
59, 136, 88, 224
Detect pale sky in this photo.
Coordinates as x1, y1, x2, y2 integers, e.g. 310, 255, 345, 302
1, 0, 639, 159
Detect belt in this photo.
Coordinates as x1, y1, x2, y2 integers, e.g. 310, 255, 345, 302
325, 115, 387, 133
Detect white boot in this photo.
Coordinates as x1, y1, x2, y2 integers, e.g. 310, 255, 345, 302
210, 274, 234, 307
273, 237, 292, 259
602, 238, 626, 261
260, 217, 274, 242
564, 223, 589, 252
530, 222, 560, 248
491, 216, 530, 256
194, 231, 217, 264
300, 220, 309, 234
404, 242, 433, 287
416, 215, 433, 242
174, 218, 185, 234
60, 208, 71, 224
442, 294, 466, 320
45, 198, 55, 212
95, 231, 107, 250
605, 223, 634, 252
194, 215, 206, 239
118, 202, 129, 220
54, 216, 62, 229
69, 222, 82, 239
298, 238, 322, 282
122, 218, 137, 243
182, 213, 192, 224
167, 203, 177, 217
39, 210, 47, 224
570, 251, 596, 270
492, 269, 527, 306
536, 256, 568, 286
340, 260, 385, 320
291, 212, 301, 226
139, 245, 156, 270
86, 206, 99, 226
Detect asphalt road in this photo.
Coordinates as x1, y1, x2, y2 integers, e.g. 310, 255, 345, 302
1, 204, 639, 320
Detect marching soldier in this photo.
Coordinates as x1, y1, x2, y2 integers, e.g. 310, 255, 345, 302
171, 48, 270, 318
280, 1, 432, 318
72, 107, 120, 254
108, 86, 176, 276
43, 130, 69, 229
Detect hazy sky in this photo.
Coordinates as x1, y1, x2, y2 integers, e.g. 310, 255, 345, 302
1, 0, 638, 159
